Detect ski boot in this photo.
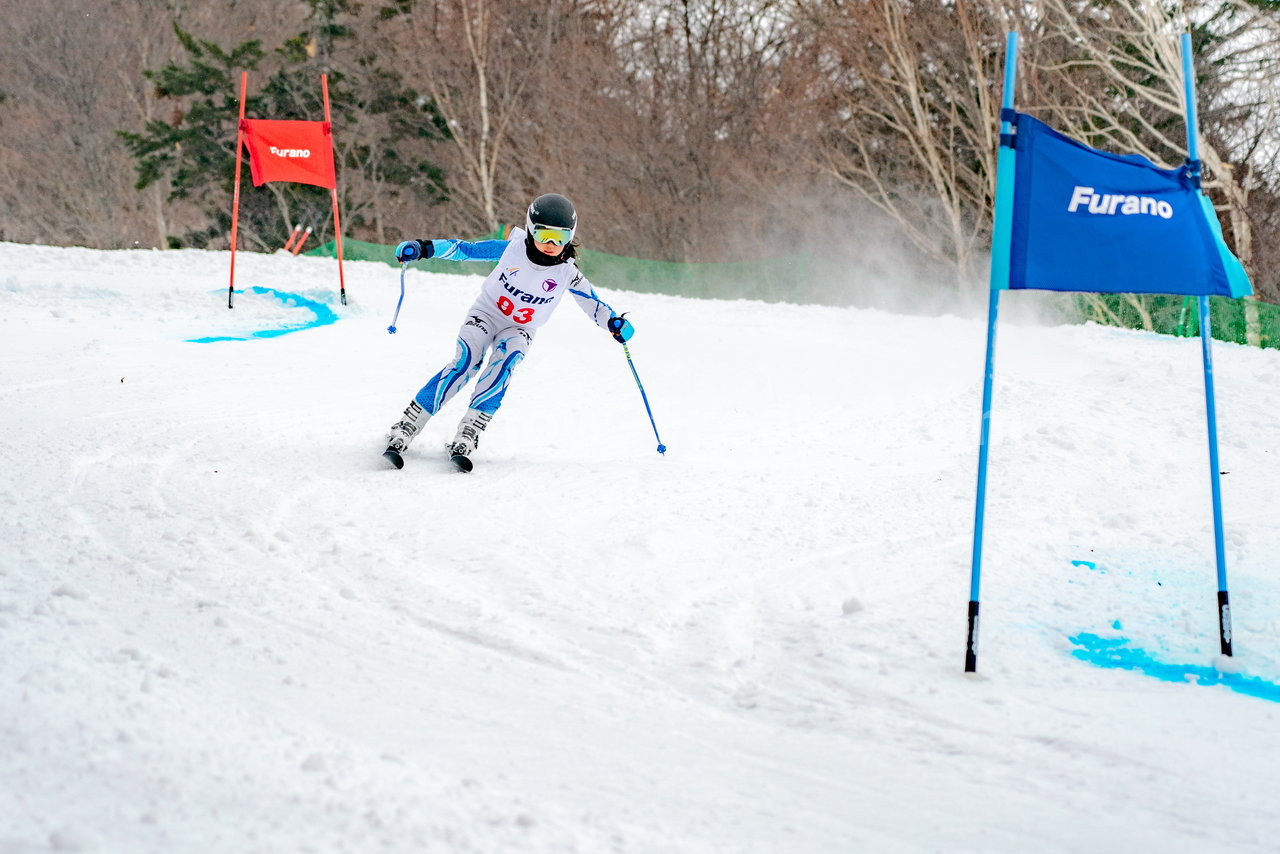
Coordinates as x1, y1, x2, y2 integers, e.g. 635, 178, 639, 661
383, 400, 430, 469
448, 408, 491, 473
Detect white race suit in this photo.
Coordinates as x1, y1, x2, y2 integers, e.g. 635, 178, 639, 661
412, 228, 620, 417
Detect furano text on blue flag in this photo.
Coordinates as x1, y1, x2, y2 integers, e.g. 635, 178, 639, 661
1066, 186, 1174, 220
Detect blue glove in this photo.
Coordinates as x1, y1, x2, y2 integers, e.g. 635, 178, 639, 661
395, 239, 434, 263
607, 315, 634, 343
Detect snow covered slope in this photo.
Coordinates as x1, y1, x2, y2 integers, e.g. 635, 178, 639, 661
2, 242, 1278, 853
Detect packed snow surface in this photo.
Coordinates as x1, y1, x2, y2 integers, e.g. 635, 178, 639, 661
2, 242, 1279, 852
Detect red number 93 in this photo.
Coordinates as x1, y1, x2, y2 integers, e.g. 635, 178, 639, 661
497, 295, 535, 324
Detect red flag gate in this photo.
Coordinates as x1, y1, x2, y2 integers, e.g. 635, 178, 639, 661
228, 72, 347, 308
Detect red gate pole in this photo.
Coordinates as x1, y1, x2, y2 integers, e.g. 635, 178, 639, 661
281, 223, 303, 252
228, 71, 248, 309
321, 74, 348, 305
290, 225, 313, 256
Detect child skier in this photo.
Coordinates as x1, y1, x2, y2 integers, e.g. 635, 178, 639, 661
383, 193, 634, 472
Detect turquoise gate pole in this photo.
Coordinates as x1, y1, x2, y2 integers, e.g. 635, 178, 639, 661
1182, 33, 1233, 657
966, 31, 1019, 673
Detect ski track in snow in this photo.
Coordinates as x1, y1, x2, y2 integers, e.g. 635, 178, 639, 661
1, 243, 1279, 853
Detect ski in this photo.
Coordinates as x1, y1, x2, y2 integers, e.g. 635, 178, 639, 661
384, 445, 474, 472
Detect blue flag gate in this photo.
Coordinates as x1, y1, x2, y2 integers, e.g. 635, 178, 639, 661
965, 33, 1252, 673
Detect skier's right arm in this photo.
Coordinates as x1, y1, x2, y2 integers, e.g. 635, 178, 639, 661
395, 239, 508, 263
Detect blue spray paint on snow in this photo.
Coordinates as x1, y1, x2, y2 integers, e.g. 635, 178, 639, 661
189, 287, 338, 343
1070, 633, 1280, 703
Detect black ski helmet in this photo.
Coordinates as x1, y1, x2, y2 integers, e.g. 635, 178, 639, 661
526, 193, 577, 239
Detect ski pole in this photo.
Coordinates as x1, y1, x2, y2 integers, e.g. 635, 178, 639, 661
387, 262, 407, 334
620, 343, 667, 455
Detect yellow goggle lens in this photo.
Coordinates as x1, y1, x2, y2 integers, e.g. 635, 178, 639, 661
531, 225, 574, 246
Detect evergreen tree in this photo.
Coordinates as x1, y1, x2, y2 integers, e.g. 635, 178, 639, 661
119, 2, 449, 250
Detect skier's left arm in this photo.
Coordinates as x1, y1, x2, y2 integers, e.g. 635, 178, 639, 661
568, 271, 634, 343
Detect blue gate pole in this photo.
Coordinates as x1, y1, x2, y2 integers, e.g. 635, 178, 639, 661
967, 31, 1019, 673
1183, 33, 1233, 657
1197, 295, 1232, 655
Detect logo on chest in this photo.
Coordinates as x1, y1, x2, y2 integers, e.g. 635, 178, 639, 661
542, 278, 560, 293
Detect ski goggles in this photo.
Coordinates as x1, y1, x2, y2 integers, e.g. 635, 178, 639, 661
529, 224, 575, 246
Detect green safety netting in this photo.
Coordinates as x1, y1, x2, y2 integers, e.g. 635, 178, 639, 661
307, 237, 496, 278
1072, 293, 1280, 350
306, 236, 815, 303
307, 237, 1280, 350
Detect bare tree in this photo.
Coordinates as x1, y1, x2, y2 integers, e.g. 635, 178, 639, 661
374, 0, 803, 261
793, 0, 1018, 284
0, 0, 302, 248
607, 0, 799, 261
2, 0, 1277, 318
1028, 0, 1280, 332
376, 0, 577, 234
796, 0, 1278, 316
